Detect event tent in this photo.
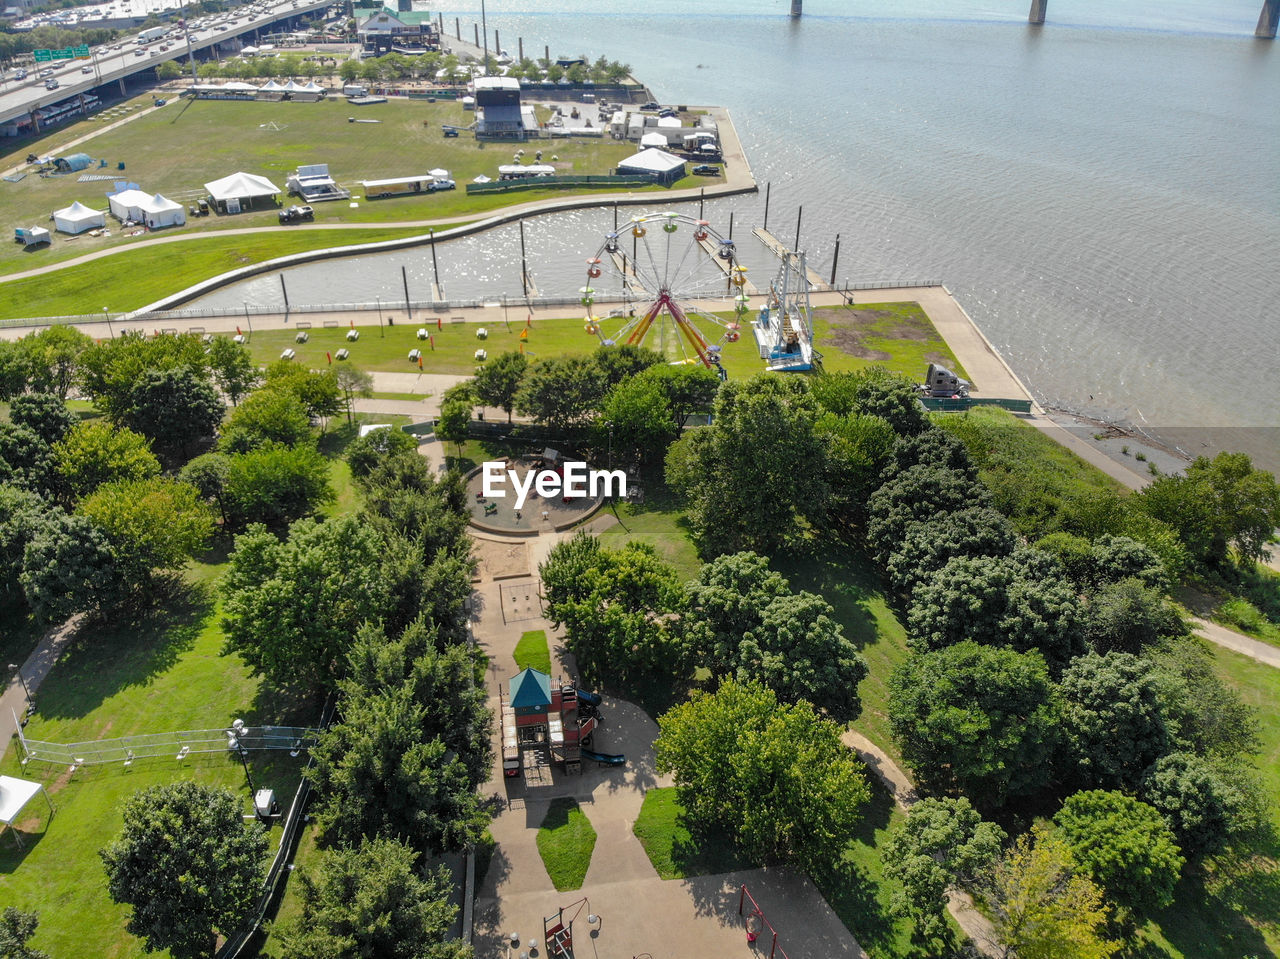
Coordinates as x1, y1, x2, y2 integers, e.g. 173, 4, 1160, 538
106, 187, 155, 221
640, 131, 668, 149
616, 147, 687, 184
0, 774, 54, 849
52, 200, 106, 234
204, 171, 282, 213
53, 152, 93, 173
140, 193, 185, 229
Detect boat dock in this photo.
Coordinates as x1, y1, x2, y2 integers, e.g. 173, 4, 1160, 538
697, 234, 760, 294
605, 249, 646, 296
753, 228, 828, 289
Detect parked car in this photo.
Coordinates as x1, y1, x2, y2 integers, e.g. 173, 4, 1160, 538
641, 100, 659, 110
692, 164, 721, 176
427, 178, 456, 192
278, 204, 315, 224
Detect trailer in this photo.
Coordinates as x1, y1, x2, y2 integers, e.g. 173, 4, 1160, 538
136, 26, 166, 43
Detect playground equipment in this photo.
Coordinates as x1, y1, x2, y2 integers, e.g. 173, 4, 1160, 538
583, 212, 749, 377
543, 897, 592, 958
754, 250, 817, 372
500, 668, 618, 777
739, 884, 792, 959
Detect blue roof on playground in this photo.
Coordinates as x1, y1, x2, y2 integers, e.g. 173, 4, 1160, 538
510, 668, 552, 708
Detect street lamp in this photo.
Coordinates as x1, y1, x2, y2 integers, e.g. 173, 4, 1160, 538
7, 663, 32, 705
226, 720, 257, 795
102, 306, 114, 338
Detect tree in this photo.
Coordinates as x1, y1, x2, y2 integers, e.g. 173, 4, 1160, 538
597, 373, 678, 467
339, 58, 360, 81
0, 907, 49, 959
223, 443, 334, 528
815, 410, 897, 527
470, 350, 527, 423
179, 452, 233, 526
1052, 790, 1184, 912
264, 363, 342, 424
221, 387, 313, 453
1140, 752, 1251, 858
436, 395, 471, 457
121, 366, 223, 463
1088, 535, 1169, 591
207, 336, 261, 406
655, 679, 870, 867
221, 517, 390, 690
514, 355, 606, 434
100, 781, 268, 959
21, 326, 92, 399
20, 511, 122, 622
883, 797, 1006, 940
889, 642, 1061, 809
666, 375, 827, 555
1151, 637, 1260, 761
0, 423, 55, 494
155, 58, 180, 80
51, 421, 160, 501
0, 486, 47, 602
867, 463, 991, 563
78, 332, 210, 420
1083, 578, 1184, 654
811, 367, 929, 436
884, 505, 1016, 596
1058, 652, 1171, 791
276, 839, 470, 959
592, 343, 663, 388
9, 392, 76, 447
0, 340, 35, 400
358, 455, 471, 565
640, 362, 720, 427
333, 365, 374, 425
980, 822, 1118, 959
345, 427, 417, 478
79, 478, 213, 584
684, 551, 868, 722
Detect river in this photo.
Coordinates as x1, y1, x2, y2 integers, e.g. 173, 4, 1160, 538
191, 0, 1280, 470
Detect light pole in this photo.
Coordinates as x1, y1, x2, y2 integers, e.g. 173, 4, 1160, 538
102, 306, 113, 338
226, 723, 257, 795
376, 295, 383, 333
7, 663, 32, 705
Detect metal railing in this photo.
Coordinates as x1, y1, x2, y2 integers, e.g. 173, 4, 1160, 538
14, 724, 321, 768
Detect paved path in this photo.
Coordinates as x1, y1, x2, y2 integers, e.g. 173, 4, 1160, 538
1190, 615, 1280, 668
1, 617, 82, 761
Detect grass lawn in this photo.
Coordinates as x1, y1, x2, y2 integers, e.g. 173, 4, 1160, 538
535, 798, 597, 892
813, 301, 967, 381
632, 787, 754, 879
596, 482, 702, 581
513, 629, 552, 673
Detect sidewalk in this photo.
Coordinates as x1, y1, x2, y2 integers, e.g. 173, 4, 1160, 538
1, 617, 82, 762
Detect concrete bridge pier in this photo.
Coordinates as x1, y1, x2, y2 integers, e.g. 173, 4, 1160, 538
1029, 0, 1047, 24
790, 0, 801, 17
1258, 0, 1279, 38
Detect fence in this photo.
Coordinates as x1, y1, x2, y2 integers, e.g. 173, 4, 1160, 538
466, 175, 654, 195
14, 724, 321, 768
920, 396, 1033, 414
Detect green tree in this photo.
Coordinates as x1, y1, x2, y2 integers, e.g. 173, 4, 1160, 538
276, 839, 470, 959
22, 325, 92, 399
470, 350, 527, 423
0, 423, 55, 494
684, 551, 868, 722
155, 59, 180, 80
51, 421, 160, 501
815, 410, 897, 527
345, 427, 417, 478
221, 517, 390, 690
207, 335, 261, 407
597, 373, 678, 466
20, 511, 122, 622
436, 395, 471, 457
666, 375, 827, 556
358, 455, 471, 565
592, 343, 664, 388
100, 782, 268, 959
0, 340, 35, 400
867, 463, 991, 563
1059, 652, 1171, 791
811, 366, 929, 435
885, 506, 1016, 595
79, 478, 213, 584
883, 797, 1006, 940
1083, 578, 1184, 654
179, 452, 233, 526
1053, 790, 1184, 912
1151, 637, 1260, 761
980, 823, 1119, 959
221, 387, 313, 453
0, 907, 49, 959
1088, 534, 1169, 591
655, 679, 870, 866
1140, 752, 1252, 858
223, 443, 333, 528
264, 363, 342, 424
339, 58, 360, 81
0, 486, 47, 602
515, 355, 606, 435
333, 365, 374, 425
9, 392, 76, 446
889, 642, 1061, 809
121, 366, 224, 463
639, 362, 720, 428
78, 331, 209, 420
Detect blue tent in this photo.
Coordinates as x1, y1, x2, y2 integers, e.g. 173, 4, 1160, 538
53, 153, 93, 173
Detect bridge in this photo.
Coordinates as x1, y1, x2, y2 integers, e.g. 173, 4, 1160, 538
0, 0, 330, 137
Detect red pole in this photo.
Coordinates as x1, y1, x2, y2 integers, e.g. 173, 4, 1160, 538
771, 931, 777, 959
739, 885, 745, 915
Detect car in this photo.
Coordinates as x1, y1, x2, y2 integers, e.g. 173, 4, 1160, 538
45, 79, 59, 90
278, 204, 314, 223
82, 65, 93, 73
39, 69, 54, 78
135, 49, 146, 56
427, 178, 456, 192
692, 164, 720, 176
15, 70, 27, 80
641, 100, 659, 110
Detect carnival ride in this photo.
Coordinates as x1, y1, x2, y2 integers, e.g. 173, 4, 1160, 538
753, 249, 817, 372
580, 211, 753, 377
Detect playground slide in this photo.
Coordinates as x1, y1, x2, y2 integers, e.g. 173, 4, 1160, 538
581, 748, 626, 766
576, 689, 602, 707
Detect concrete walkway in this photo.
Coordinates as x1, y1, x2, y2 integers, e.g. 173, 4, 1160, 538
0, 616, 82, 762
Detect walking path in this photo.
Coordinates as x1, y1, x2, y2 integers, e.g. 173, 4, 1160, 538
0, 617, 82, 762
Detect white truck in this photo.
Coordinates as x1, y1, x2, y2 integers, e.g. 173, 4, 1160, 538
136, 26, 166, 44
342, 83, 368, 97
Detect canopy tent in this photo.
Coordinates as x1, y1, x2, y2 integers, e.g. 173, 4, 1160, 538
640, 131, 668, 148
204, 171, 282, 213
105, 187, 154, 221
616, 147, 687, 184
53, 152, 93, 173
0, 774, 54, 849
52, 200, 105, 234
260, 79, 285, 91
428, 167, 450, 179
140, 193, 185, 229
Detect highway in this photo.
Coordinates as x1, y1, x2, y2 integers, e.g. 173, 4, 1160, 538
0, 0, 330, 132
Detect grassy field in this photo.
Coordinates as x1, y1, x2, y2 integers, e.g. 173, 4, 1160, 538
0, 95, 706, 280
514, 629, 552, 673
813, 301, 967, 381
535, 798, 597, 892
597, 484, 703, 581
631, 787, 754, 879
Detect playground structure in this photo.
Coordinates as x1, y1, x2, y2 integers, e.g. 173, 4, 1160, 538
500, 668, 622, 778
581, 211, 750, 377
740, 884, 793, 959
754, 249, 817, 372
540, 897, 594, 958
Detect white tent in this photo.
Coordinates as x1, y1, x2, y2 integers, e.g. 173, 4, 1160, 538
0, 774, 54, 849
428, 167, 450, 179
106, 187, 154, 221
260, 79, 285, 91
52, 200, 106, 234
300, 81, 323, 93
205, 171, 281, 213
283, 79, 303, 92
140, 193, 185, 229
640, 131, 668, 148
617, 148, 687, 183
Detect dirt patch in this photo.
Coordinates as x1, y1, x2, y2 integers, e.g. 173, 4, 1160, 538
826, 327, 891, 360
472, 538, 530, 581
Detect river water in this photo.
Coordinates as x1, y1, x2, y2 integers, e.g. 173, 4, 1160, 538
192, 0, 1280, 468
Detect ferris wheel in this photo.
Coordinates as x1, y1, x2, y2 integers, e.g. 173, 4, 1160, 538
579, 212, 751, 374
